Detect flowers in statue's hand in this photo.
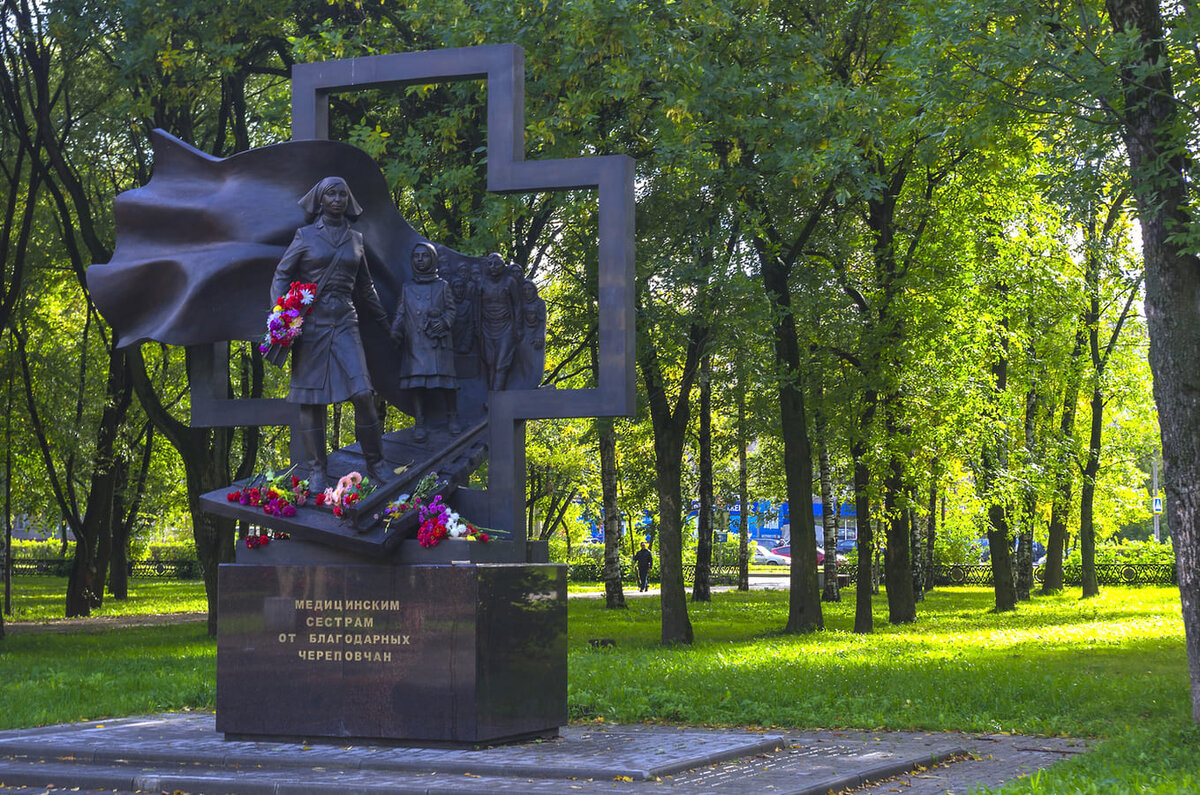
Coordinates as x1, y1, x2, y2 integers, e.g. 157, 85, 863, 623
259, 280, 318, 355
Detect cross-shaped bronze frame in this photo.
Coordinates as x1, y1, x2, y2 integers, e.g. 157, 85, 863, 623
193, 44, 634, 547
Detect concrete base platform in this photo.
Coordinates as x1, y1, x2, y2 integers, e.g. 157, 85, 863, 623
0, 714, 1083, 794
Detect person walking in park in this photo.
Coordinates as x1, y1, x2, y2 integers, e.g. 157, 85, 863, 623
634, 542, 653, 592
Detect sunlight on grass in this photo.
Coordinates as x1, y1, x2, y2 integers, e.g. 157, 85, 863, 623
567, 587, 1188, 737
0, 581, 1195, 792
3, 577, 208, 622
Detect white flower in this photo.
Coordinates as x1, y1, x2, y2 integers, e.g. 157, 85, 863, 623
446, 510, 470, 537
299, 288, 315, 305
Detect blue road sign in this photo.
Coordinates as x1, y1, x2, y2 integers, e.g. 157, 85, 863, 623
1153, 497, 1163, 514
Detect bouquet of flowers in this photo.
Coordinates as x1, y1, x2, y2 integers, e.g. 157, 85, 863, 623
259, 281, 317, 366
416, 495, 490, 548
381, 470, 442, 531
244, 528, 290, 549
315, 471, 376, 518
226, 467, 309, 520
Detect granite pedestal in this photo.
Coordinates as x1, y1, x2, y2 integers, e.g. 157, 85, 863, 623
216, 561, 566, 744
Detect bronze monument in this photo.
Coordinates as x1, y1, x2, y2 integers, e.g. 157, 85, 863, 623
86, 44, 635, 745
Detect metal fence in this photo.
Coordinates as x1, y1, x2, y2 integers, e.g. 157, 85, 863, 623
9, 559, 202, 579
683, 563, 739, 586
836, 562, 1176, 587
10, 558, 1174, 587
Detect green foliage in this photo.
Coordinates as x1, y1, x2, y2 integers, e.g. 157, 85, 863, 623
9, 540, 73, 559
1065, 539, 1175, 567
142, 541, 198, 562
9, 539, 196, 563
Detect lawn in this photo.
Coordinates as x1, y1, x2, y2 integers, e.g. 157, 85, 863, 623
1, 576, 208, 622
1, 580, 1196, 792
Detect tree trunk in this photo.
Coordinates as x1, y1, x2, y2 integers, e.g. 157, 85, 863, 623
129, 345, 252, 636
1043, 346, 1082, 594
1043, 475, 1073, 594
598, 418, 625, 609
737, 380, 749, 592
817, 396, 840, 602
1015, 501, 1035, 602
759, 256, 822, 633
692, 354, 713, 602
651, 422, 692, 644
909, 502, 923, 604
107, 456, 131, 601
982, 311, 1016, 612
109, 423, 154, 600
1105, 0, 1200, 721
924, 459, 939, 593
18, 333, 132, 618
64, 352, 131, 616
1079, 387, 1103, 598
4, 353, 12, 617
852, 433, 874, 634
882, 435, 916, 623
988, 504, 1017, 611
1016, 387, 1039, 602
638, 325, 704, 645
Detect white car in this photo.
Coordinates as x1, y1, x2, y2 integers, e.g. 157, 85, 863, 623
753, 545, 790, 566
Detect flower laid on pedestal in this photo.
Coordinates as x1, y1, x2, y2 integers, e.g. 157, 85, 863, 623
416, 495, 490, 548
226, 467, 309, 518
258, 280, 317, 356
315, 471, 376, 518
381, 470, 441, 531
244, 528, 290, 548
379, 471, 491, 546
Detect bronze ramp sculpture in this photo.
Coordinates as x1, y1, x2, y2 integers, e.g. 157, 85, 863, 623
86, 45, 634, 744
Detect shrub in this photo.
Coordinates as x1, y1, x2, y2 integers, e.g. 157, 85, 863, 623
141, 541, 197, 562
1065, 538, 1174, 566
9, 539, 73, 559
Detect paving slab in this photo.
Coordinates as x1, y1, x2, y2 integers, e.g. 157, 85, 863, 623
0, 714, 1084, 795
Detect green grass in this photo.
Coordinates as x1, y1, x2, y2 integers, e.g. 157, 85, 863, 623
2, 576, 208, 622
1, 582, 1196, 792
567, 582, 607, 594
568, 586, 1197, 792
0, 623, 215, 729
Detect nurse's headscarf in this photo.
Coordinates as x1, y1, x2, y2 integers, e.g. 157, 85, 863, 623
297, 176, 364, 223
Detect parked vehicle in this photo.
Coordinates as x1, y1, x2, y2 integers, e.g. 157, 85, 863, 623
753, 544, 790, 566
978, 538, 1046, 563
770, 544, 843, 565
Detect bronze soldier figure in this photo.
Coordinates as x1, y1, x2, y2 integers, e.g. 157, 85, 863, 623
476, 252, 522, 391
